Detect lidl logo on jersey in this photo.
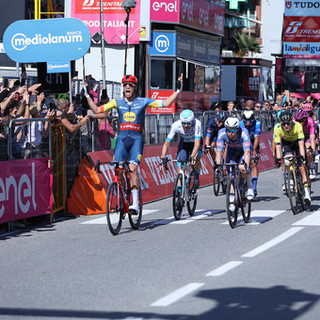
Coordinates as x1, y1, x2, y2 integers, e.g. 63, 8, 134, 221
123, 112, 137, 122
149, 31, 176, 56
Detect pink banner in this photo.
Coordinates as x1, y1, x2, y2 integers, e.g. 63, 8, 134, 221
150, 0, 180, 23
0, 158, 53, 224
180, 0, 224, 36
71, 0, 140, 44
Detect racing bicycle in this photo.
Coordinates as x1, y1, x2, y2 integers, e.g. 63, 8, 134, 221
282, 156, 306, 215
95, 160, 142, 235
163, 158, 198, 220
224, 162, 251, 228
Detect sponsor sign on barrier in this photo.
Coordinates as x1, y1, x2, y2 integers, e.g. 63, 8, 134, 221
0, 158, 52, 224
285, 0, 320, 16
3, 18, 91, 63
67, 132, 275, 215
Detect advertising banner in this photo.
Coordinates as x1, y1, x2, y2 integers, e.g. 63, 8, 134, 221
148, 32, 176, 56
3, 18, 91, 63
0, 158, 53, 224
283, 42, 320, 58
147, 90, 176, 113
71, 0, 140, 44
285, 0, 320, 16
180, 0, 224, 36
47, 61, 71, 73
283, 16, 320, 42
150, 0, 180, 23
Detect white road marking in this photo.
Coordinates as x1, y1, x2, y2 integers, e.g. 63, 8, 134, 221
172, 210, 224, 224
222, 210, 285, 225
151, 283, 204, 307
241, 227, 304, 258
206, 261, 243, 277
81, 209, 158, 224
293, 211, 320, 226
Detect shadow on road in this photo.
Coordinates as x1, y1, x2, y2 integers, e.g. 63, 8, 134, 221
0, 285, 318, 319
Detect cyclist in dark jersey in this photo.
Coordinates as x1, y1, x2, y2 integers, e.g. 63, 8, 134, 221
84, 74, 183, 212
204, 110, 226, 162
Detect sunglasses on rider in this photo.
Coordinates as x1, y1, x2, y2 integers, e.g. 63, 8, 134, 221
227, 128, 238, 133
244, 120, 253, 124
182, 121, 192, 126
281, 122, 291, 127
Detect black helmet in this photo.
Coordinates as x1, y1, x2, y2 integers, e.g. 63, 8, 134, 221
279, 110, 293, 123
216, 110, 227, 122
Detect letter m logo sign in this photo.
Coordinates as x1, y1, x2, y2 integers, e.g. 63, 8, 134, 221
286, 1, 292, 9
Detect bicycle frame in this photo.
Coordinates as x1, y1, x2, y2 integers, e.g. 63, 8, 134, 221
113, 165, 131, 214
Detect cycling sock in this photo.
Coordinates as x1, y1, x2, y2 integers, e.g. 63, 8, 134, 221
245, 176, 253, 189
304, 184, 311, 198
131, 189, 139, 207
252, 177, 258, 190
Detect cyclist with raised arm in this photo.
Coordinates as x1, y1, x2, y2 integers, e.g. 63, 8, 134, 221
84, 74, 183, 212
240, 110, 261, 196
294, 108, 316, 180
204, 110, 226, 161
215, 117, 254, 206
160, 109, 202, 191
274, 110, 311, 205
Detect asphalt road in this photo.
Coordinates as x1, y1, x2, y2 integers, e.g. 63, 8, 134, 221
1, 167, 320, 320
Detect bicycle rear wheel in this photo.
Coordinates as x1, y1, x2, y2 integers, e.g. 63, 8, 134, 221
128, 188, 143, 229
286, 170, 299, 215
106, 182, 123, 235
187, 174, 198, 216
226, 176, 238, 228
173, 173, 184, 220
213, 169, 220, 196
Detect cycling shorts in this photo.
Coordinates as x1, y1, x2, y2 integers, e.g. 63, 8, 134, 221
113, 135, 143, 166
176, 141, 202, 164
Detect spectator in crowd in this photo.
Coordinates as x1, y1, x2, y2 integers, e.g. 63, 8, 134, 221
244, 99, 254, 110
254, 102, 261, 112
262, 101, 271, 111
227, 101, 235, 112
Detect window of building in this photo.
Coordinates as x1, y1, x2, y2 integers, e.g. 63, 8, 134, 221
150, 59, 175, 90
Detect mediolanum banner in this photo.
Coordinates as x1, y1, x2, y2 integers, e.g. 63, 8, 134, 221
3, 18, 91, 63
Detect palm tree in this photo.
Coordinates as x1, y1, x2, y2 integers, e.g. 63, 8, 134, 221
234, 31, 262, 57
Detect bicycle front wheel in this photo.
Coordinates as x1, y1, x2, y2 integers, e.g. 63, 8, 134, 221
128, 188, 143, 229
296, 172, 306, 211
106, 182, 123, 235
173, 173, 184, 220
187, 174, 198, 216
213, 169, 220, 196
287, 170, 299, 215
226, 177, 238, 228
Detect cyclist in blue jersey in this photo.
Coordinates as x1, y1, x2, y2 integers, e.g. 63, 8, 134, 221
84, 74, 183, 212
215, 117, 254, 202
160, 109, 202, 190
204, 110, 226, 161
240, 110, 261, 196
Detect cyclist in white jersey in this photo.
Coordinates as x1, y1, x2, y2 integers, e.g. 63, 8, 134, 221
160, 109, 203, 189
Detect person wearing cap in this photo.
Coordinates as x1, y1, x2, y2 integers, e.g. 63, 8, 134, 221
83, 73, 183, 213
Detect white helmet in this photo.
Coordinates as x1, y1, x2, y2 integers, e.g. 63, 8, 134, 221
225, 117, 240, 129
180, 109, 194, 124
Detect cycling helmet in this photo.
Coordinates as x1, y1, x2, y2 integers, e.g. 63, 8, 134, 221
277, 109, 285, 121
302, 103, 313, 112
279, 110, 293, 123
295, 109, 307, 121
243, 110, 255, 121
216, 110, 227, 122
180, 109, 194, 124
224, 117, 240, 129
122, 75, 138, 85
